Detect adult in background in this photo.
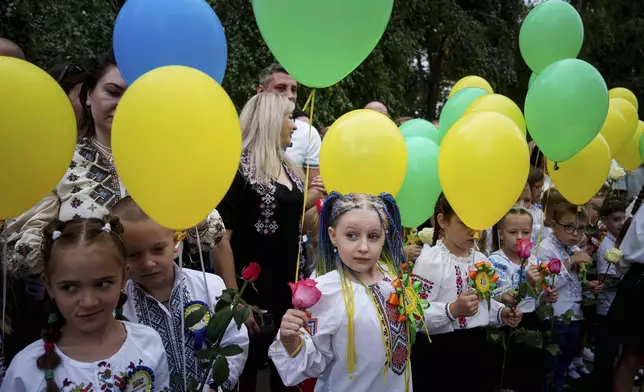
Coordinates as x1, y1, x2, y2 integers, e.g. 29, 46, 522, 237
257, 64, 323, 188
364, 100, 389, 117
48, 62, 88, 130
214, 92, 322, 392
0, 38, 25, 59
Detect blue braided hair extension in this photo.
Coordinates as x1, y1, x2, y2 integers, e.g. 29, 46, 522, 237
315, 191, 406, 277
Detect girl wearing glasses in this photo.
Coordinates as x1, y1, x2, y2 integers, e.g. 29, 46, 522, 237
534, 200, 602, 392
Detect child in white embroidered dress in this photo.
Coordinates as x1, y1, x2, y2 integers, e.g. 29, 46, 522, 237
489, 207, 558, 391
534, 201, 602, 392
411, 194, 522, 392
596, 200, 626, 316
0, 217, 170, 392
111, 197, 248, 392
270, 192, 422, 392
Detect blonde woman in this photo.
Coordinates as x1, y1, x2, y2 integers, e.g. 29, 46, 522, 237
214, 92, 324, 392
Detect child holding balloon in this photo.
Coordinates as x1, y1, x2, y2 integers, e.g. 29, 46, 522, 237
411, 193, 522, 392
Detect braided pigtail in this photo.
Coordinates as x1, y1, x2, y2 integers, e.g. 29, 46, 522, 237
36, 299, 64, 392
376, 193, 406, 275
316, 192, 343, 277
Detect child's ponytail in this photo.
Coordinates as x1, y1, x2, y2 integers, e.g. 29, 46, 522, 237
36, 299, 64, 392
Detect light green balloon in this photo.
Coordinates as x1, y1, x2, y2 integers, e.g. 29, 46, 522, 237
400, 119, 440, 145
520, 0, 584, 74
252, 0, 393, 88
438, 87, 489, 142
525, 59, 609, 162
529, 73, 537, 88
396, 137, 441, 228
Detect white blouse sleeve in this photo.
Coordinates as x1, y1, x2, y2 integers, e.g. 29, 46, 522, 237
185, 209, 226, 253
488, 299, 506, 327
412, 249, 453, 333
621, 206, 644, 264
269, 275, 343, 386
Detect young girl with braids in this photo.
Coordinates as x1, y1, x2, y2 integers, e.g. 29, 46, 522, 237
269, 192, 425, 392
0, 217, 170, 392
411, 194, 522, 392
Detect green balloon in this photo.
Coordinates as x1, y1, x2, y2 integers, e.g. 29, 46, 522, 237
640, 131, 644, 161
252, 0, 393, 88
529, 73, 537, 88
438, 87, 488, 142
519, 0, 584, 74
396, 137, 441, 228
400, 119, 440, 145
525, 59, 609, 162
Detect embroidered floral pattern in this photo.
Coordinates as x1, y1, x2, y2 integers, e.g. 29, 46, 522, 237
369, 280, 408, 376
411, 274, 434, 300
454, 265, 467, 329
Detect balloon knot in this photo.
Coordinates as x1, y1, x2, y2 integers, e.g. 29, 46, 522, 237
553, 162, 560, 171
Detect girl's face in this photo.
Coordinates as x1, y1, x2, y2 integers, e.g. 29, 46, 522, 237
281, 111, 296, 148
87, 66, 126, 136
328, 208, 385, 274
438, 213, 475, 251
500, 214, 533, 255
553, 212, 587, 247
44, 244, 125, 335
531, 180, 544, 204
517, 185, 532, 209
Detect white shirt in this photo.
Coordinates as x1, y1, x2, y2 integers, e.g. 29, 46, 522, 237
285, 119, 321, 169
489, 250, 539, 314
412, 241, 506, 335
123, 267, 249, 392
269, 269, 411, 392
534, 234, 583, 320
0, 321, 171, 392
620, 204, 644, 272
596, 233, 618, 316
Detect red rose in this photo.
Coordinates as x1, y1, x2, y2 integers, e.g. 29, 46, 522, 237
548, 258, 561, 275
241, 262, 262, 281
289, 279, 322, 309
517, 238, 534, 260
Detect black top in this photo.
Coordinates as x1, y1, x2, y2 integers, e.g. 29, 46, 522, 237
217, 154, 305, 319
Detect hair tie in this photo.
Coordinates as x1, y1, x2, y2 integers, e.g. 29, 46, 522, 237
44, 342, 55, 351
52, 231, 62, 241
315, 199, 324, 213
102, 223, 112, 233
47, 313, 58, 324
44, 369, 55, 381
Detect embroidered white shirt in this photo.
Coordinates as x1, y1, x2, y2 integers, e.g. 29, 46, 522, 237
0, 322, 170, 392
123, 266, 248, 392
269, 269, 411, 392
412, 241, 505, 336
596, 233, 618, 316
534, 234, 582, 320
489, 250, 539, 314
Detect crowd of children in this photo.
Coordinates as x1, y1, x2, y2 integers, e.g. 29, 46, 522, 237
2, 155, 644, 392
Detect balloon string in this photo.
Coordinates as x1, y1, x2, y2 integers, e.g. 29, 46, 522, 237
295, 89, 316, 284
536, 186, 551, 256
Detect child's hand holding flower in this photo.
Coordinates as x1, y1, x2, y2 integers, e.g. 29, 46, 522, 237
526, 265, 540, 285
289, 279, 322, 309
604, 248, 624, 264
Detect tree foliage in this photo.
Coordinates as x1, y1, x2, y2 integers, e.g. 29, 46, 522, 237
1, 0, 641, 127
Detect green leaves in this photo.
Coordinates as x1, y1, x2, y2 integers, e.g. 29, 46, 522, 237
546, 343, 561, 357
234, 307, 250, 330
207, 308, 233, 343
212, 356, 230, 387
523, 330, 544, 350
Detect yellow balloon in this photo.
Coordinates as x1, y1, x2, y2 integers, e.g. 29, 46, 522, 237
112, 66, 241, 230
0, 57, 76, 219
320, 109, 407, 196
610, 98, 638, 140
615, 121, 644, 171
609, 87, 638, 111
465, 94, 526, 136
599, 106, 629, 157
438, 112, 529, 230
547, 135, 611, 205
449, 76, 494, 98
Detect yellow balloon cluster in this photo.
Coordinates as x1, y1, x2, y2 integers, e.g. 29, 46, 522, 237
112, 66, 241, 230
0, 57, 76, 219
449, 75, 494, 98
465, 94, 527, 136
615, 121, 644, 171
599, 106, 629, 157
439, 112, 529, 230
547, 135, 611, 205
320, 110, 407, 196
609, 87, 639, 111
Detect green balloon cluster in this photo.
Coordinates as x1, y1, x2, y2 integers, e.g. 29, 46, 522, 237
438, 87, 488, 142
396, 137, 441, 228
400, 119, 440, 145
252, 0, 393, 88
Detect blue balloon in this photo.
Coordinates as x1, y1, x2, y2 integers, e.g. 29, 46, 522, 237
113, 0, 227, 85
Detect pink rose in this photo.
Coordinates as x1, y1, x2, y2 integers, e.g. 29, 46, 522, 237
289, 279, 322, 309
517, 239, 534, 260
548, 258, 562, 275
